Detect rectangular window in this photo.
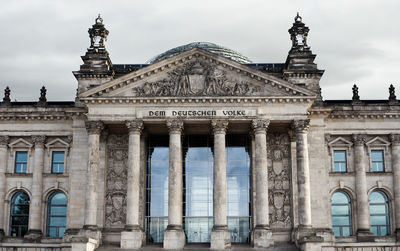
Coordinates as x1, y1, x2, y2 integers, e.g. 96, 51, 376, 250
333, 150, 347, 172
52, 151, 65, 173
371, 150, 384, 172
15, 151, 28, 173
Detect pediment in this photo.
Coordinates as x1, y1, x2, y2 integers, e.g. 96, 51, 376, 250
328, 137, 353, 147
9, 138, 33, 148
79, 48, 316, 99
366, 136, 390, 147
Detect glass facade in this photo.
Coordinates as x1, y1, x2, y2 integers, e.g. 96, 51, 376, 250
145, 136, 169, 243
333, 150, 347, 172
331, 191, 352, 237
369, 191, 390, 236
47, 192, 67, 237
52, 151, 65, 173
371, 150, 384, 172
15, 151, 28, 173
10, 191, 30, 237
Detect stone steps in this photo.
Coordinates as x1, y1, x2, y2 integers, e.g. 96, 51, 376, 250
96, 243, 300, 251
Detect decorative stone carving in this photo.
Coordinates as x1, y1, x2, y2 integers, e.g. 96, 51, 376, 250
292, 119, 310, 133
105, 134, 128, 228
211, 120, 228, 134
166, 120, 184, 134
252, 119, 270, 133
133, 60, 260, 97
125, 120, 143, 133
32, 135, 46, 147
0, 136, 9, 147
85, 121, 104, 135
352, 134, 366, 146
390, 134, 400, 145
267, 133, 292, 228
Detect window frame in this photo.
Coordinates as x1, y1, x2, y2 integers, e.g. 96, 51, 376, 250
51, 151, 65, 174
369, 190, 390, 236
331, 191, 353, 237
370, 149, 385, 172
46, 192, 67, 238
14, 151, 28, 174
333, 150, 347, 173
9, 191, 30, 237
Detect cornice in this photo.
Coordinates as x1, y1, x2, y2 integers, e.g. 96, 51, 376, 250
0, 111, 85, 121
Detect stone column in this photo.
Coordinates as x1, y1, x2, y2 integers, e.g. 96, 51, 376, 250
121, 120, 144, 249
164, 120, 186, 249
26, 135, 46, 240
391, 134, 400, 240
210, 120, 231, 249
0, 136, 9, 239
292, 120, 312, 229
352, 134, 373, 241
252, 119, 274, 248
84, 121, 104, 229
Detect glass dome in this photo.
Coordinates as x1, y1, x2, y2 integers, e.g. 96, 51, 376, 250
147, 42, 252, 64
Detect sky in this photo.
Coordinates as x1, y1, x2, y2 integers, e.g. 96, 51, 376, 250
0, 0, 399, 101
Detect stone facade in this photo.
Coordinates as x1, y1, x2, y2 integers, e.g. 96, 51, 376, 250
0, 14, 399, 251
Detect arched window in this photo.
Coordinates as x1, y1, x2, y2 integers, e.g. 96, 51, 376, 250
331, 191, 352, 237
10, 191, 30, 237
369, 190, 390, 236
47, 192, 67, 238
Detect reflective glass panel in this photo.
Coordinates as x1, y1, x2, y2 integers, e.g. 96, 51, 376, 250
10, 192, 30, 237
15, 151, 28, 173
331, 191, 352, 237
333, 150, 347, 172
184, 135, 213, 243
226, 135, 251, 243
52, 152, 65, 173
369, 191, 390, 236
145, 136, 169, 243
371, 150, 384, 172
47, 192, 67, 237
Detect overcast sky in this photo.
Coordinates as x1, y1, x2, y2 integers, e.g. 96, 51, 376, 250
0, 0, 399, 101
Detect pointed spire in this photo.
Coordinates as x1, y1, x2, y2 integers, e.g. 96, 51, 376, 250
352, 84, 360, 103
37, 86, 47, 106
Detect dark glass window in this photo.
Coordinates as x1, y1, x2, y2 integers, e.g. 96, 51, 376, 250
51, 151, 65, 173
331, 191, 352, 237
371, 150, 384, 172
10, 191, 30, 237
226, 135, 251, 243
145, 136, 169, 243
15, 151, 28, 173
369, 191, 390, 236
333, 150, 347, 172
47, 192, 67, 238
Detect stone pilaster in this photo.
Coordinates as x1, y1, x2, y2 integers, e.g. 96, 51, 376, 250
84, 121, 104, 229
390, 134, 400, 240
352, 134, 374, 241
121, 120, 144, 249
163, 120, 186, 249
0, 136, 9, 240
251, 119, 273, 248
26, 135, 46, 241
292, 120, 312, 229
210, 120, 231, 249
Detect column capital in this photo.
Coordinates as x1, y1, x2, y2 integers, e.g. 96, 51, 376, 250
126, 120, 143, 134
211, 120, 228, 134
352, 134, 366, 146
292, 119, 310, 133
85, 121, 104, 135
390, 134, 400, 145
31, 135, 46, 147
252, 119, 270, 134
166, 120, 184, 134
0, 136, 9, 147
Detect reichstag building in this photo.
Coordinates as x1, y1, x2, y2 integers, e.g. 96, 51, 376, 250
0, 14, 399, 251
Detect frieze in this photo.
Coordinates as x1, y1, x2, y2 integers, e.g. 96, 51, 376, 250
137, 108, 256, 118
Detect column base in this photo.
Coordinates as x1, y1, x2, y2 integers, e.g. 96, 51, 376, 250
356, 229, 374, 242
24, 229, 42, 242
63, 227, 102, 251
211, 225, 231, 249
120, 227, 144, 249
253, 226, 274, 248
163, 225, 186, 250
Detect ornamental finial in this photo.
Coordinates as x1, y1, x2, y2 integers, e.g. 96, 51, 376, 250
295, 12, 302, 22
389, 84, 397, 101
95, 14, 103, 24
288, 13, 309, 51
3, 86, 11, 104
352, 84, 360, 102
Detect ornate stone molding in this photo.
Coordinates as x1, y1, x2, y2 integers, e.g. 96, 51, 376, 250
251, 119, 270, 134
85, 121, 104, 135
0, 136, 9, 147
292, 119, 310, 133
211, 120, 228, 134
125, 120, 143, 134
352, 134, 366, 146
31, 135, 46, 147
166, 120, 184, 134
390, 134, 400, 145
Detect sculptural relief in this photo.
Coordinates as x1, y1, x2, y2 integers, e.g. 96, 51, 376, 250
105, 134, 128, 228
267, 133, 292, 228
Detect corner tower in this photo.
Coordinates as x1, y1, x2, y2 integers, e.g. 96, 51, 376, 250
73, 15, 114, 94
284, 13, 324, 99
